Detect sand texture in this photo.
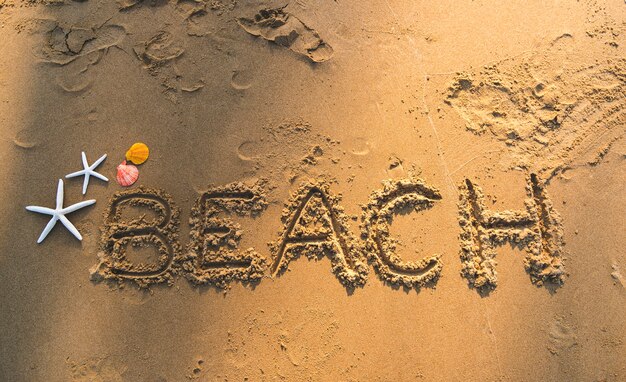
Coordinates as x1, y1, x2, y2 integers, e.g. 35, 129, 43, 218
0, 0, 624, 381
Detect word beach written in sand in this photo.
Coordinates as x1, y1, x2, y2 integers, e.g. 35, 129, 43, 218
90, 174, 565, 293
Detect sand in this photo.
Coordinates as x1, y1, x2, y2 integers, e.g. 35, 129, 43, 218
0, 0, 624, 381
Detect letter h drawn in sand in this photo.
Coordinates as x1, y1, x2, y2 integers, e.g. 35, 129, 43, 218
361, 179, 444, 289
183, 181, 268, 288
90, 187, 183, 287
458, 174, 565, 293
269, 181, 369, 287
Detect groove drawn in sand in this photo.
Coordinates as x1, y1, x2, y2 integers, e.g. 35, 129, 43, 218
269, 180, 368, 287
447, 48, 625, 178
237, 6, 334, 63
90, 187, 183, 287
361, 178, 443, 288
458, 174, 565, 292
183, 180, 268, 288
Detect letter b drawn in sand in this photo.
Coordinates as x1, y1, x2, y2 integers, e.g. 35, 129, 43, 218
183, 181, 269, 288
458, 174, 565, 292
269, 181, 369, 287
361, 179, 444, 289
90, 187, 182, 287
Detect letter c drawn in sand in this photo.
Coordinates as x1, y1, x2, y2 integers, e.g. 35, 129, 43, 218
361, 178, 444, 289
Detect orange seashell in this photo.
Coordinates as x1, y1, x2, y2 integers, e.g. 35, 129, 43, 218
116, 160, 139, 187
125, 142, 150, 165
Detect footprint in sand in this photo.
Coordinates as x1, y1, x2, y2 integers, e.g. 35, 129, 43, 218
611, 262, 624, 288
236, 140, 263, 161
54, 57, 99, 93
386, 155, 406, 178
35, 22, 125, 92
134, 31, 184, 67
547, 316, 577, 355
187, 358, 205, 379
13, 128, 40, 149
134, 31, 205, 97
237, 6, 334, 63
348, 137, 372, 156
230, 69, 254, 90
37, 23, 126, 66
67, 357, 125, 382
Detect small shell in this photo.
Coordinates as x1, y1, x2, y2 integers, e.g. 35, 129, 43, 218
116, 160, 139, 187
125, 142, 150, 165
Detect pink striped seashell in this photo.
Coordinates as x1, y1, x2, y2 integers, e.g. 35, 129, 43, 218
116, 160, 139, 187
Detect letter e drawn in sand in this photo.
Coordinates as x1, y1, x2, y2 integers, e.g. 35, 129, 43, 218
361, 179, 444, 289
458, 174, 565, 294
269, 181, 369, 287
90, 187, 182, 287
183, 181, 269, 288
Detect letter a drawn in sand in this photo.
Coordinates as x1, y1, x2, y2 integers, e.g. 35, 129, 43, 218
269, 181, 368, 287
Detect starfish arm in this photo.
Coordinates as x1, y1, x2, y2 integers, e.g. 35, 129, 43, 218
82, 173, 90, 195
91, 153, 107, 169
91, 171, 109, 182
65, 170, 86, 178
61, 199, 96, 214
26, 205, 56, 215
37, 215, 59, 244
56, 179, 64, 210
59, 199, 96, 215
59, 215, 82, 241
81, 151, 88, 168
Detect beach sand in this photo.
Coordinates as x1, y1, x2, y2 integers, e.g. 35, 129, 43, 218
0, 0, 624, 380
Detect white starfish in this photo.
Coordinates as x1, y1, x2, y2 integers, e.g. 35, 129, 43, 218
25, 179, 96, 244
65, 151, 108, 195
